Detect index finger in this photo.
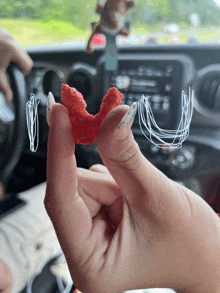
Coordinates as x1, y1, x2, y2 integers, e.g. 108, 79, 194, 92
45, 102, 93, 266
45, 103, 77, 204
2, 33, 33, 75
11, 46, 33, 76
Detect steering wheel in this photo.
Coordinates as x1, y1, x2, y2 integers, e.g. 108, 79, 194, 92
0, 63, 27, 185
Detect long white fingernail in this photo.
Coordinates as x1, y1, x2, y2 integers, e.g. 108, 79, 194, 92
47, 92, 55, 126
114, 102, 137, 139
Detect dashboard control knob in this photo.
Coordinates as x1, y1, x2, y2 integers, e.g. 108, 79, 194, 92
170, 146, 195, 169
150, 145, 160, 154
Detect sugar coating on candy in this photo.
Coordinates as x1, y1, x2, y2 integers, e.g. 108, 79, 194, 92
61, 84, 123, 145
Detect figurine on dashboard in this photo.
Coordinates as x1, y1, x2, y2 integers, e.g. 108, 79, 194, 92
85, 0, 135, 54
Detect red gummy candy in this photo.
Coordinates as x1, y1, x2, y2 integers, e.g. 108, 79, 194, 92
61, 84, 123, 145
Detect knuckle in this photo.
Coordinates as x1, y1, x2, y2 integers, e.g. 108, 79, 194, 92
0, 29, 15, 42
108, 139, 142, 171
44, 196, 61, 221
0, 29, 16, 48
44, 188, 59, 217
89, 164, 107, 172
44, 194, 52, 214
89, 164, 102, 170
7, 34, 14, 41
0, 28, 9, 35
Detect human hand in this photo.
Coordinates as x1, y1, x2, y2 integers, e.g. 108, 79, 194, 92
45, 100, 220, 293
0, 28, 33, 103
0, 260, 12, 293
0, 182, 4, 199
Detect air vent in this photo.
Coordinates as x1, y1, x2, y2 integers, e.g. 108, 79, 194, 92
193, 64, 220, 116
67, 63, 97, 101
67, 71, 92, 100
198, 74, 220, 111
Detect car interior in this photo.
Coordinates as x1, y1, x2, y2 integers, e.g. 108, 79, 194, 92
0, 1, 220, 292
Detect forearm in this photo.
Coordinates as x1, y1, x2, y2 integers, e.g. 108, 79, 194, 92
0, 260, 12, 293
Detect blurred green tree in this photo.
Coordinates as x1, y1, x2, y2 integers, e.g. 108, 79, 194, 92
0, 0, 220, 28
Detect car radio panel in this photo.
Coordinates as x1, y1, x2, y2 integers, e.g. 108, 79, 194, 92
98, 54, 195, 129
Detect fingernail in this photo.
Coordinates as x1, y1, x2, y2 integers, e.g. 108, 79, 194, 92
47, 92, 55, 126
114, 102, 137, 139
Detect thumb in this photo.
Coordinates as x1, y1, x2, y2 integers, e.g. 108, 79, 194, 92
97, 103, 172, 211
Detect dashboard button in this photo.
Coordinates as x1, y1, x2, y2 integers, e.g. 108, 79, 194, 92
128, 70, 136, 76
152, 102, 160, 110
165, 83, 172, 92
166, 65, 174, 72
170, 147, 195, 169
152, 94, 161, 103
116, 75, 130, 90
165, 65, 174, 77
162, 96, 170, 102
162, 102, 170, 111
154, 70, 163, 77
145, 68, 154, 76
150, 145, 160, 154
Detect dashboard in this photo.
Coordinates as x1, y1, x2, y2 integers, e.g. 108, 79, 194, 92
3, 43, 220, 212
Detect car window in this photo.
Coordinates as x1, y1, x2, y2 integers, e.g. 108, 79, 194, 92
1, 0, 220, 47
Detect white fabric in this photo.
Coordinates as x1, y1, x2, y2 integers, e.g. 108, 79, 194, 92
100, 12, 125, 36
0, 182, 61, 293
115, 12, 125, 29
126, 288, 175, 293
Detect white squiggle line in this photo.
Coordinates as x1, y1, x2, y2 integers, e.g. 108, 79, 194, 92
137, 88, 194, 149
26, 93, 40, 152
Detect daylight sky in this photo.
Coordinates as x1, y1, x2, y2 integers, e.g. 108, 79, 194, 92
212, 0, 220, 7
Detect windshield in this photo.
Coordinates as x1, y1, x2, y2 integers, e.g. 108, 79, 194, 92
1, 0, 220, 47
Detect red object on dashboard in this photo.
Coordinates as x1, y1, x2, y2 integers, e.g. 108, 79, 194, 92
217, 213, 220, 217
92, 34, 106, 46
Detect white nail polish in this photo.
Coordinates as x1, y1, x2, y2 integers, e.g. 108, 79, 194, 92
114, 102, 137, 139
47, 92, 55, 126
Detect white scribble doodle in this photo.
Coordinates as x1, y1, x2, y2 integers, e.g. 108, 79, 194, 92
26, 93, 40, 152
137, 88, 194, 149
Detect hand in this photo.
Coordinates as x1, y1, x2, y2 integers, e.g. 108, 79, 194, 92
0, 182, 4, 199
0, 28, 33, 103
0, 260, 12, 293
45, 102, 220, 293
